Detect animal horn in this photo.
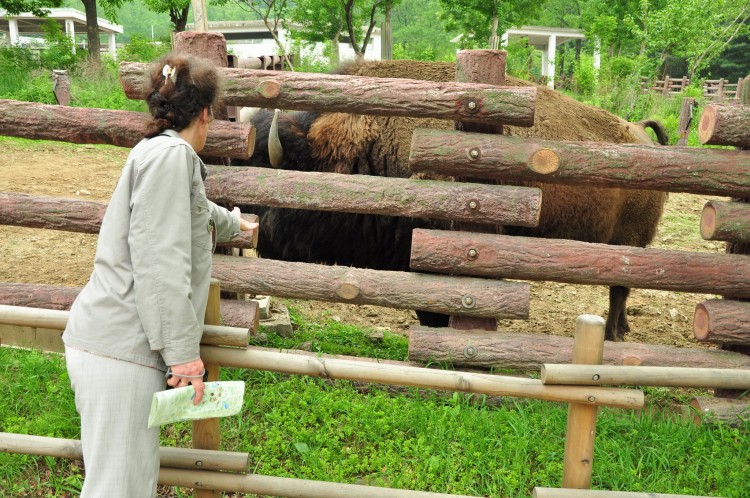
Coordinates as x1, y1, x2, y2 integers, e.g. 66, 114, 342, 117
268, 109, 283, 168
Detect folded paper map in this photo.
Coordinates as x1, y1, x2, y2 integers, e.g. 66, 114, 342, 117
148, 381, 245, 428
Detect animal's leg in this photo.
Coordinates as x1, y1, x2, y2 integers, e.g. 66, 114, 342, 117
416, 310, 450, 328
606, 286, 630, 341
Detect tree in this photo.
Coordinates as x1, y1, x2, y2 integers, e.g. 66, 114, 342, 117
343, 0, 394, 60
225, 0, 294, 69
437, 0, 545, 49
0, 0, 62, 17
140, 0, 191, 32
288, 0, 346, 64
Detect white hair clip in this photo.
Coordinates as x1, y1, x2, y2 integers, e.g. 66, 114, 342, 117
162, 64, 178, 84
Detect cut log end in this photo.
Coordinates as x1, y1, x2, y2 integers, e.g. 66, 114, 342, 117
528, 148, 560, 175
693, 302, 710, 341
700, 202, 717, 240
335, 283, 360, 300
698, 105, 717, 144
245, 125, 257, 158
257, 80, 282, 99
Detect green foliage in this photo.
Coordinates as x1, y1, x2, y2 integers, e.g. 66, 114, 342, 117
572, 54, 597, 96
0, 0, 62, 16
116, 33, 171, 63
438, 0, 543, 49
38, 19, 85, 70
505, 38, 539, 81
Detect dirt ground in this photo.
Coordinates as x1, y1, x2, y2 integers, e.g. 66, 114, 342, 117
0, 138, 729, 348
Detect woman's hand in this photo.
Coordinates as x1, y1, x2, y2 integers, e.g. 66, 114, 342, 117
167, 358, 205, 405
231, 207, 259, 231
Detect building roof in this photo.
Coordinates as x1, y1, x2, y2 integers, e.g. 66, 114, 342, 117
0, 8, 123, 36
504, 26, 585, 49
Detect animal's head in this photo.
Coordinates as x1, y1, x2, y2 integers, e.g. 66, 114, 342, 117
244, 109, 380, 174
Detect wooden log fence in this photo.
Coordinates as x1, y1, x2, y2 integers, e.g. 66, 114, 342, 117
0, 192, 259, 249
410, 229, 750, 298
694, 299, 750, 345
0, 304, 251, 349
119, 62, 537, 127
204, 166, 542, 227
0, 283, 259, 334
407, 328, 750, 370
0, 433, 250, 473
541, 364, 750, 390
198, 344, 643, 409
409, 128, 750, 197
0, 99, 255, 159
698, 103, 750, 148
211, 255, 530, 320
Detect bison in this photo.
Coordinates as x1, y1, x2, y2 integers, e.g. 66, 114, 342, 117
237, 60, 667, 341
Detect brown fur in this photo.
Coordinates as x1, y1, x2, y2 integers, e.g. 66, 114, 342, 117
338, 60, 668, 340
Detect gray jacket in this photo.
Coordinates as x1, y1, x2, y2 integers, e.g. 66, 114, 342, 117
63, 129, 240, 371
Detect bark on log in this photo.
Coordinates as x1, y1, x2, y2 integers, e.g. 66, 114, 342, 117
410, 229, 750, 298
699, 103, 750, 147
408, 327, 750, 371
204, 166, 541, 227
218, 299, 259, 333
676, 97, 695, 146
694, 299, 750, 345
0, 99, 255, 159
0, 193, 259, 249
700, 200, 750, 242
409, 128, 750, 197
211, 255, 530, 319
690, 396, 750, 426
119, 62, 537, 127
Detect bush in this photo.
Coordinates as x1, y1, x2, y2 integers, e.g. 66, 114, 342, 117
116, 34, 171, 63
38, 19, 85, 70
572, 54, 597, 96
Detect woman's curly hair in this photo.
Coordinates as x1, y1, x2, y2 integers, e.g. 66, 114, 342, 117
143, 53, 220, 138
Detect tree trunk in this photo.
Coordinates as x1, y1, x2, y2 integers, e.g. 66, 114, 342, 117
489, 15, 499, 50
410, 229, 750, 298
408, 327, 750, 371
171, 6, 190, 33
330, 31, 341, 65
81, 0, 100, 61
381, 0, 392, 60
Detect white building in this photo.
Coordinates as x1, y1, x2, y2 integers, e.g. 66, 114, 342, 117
187, 20, 381, 63
501, 26, 599, 88
0, 8, 122, 56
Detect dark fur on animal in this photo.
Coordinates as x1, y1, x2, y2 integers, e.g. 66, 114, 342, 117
238, 61, 668, 339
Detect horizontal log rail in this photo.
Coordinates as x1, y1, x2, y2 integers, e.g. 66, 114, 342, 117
690, 396, 750, 426
409, 128, 750, 197
407, 328, 750, 370
700, 200, 750, 242
0, 99, 255, 159
120, 62, 537, 127
541, 364, 750, 390
0, 433, 249, 473
204, 166, 541, 227
211, 255, 530, 320
200, 345, 643, 409
0, 283, 259, 335
534, 487, 714, 498
694, 299, 750, 345
699, 103, 750, 147
0, 305, 249, 348
410, 229, 750, 298
0, 192, 259, 249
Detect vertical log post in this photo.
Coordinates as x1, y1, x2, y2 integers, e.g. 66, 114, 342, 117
677, 97, 695, 146
52, 70, 70, 106
562, 315, 605, 489
449, 50, 507, 331
192, 279, 222, 498
191, 0, 209, 32
662, 75, 670, 96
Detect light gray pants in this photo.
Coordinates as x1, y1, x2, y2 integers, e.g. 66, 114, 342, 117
65, 346, 165, 498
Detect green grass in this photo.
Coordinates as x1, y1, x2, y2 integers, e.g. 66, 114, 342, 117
1, 306, 749, 497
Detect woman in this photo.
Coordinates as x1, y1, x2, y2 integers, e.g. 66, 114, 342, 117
62, 52, 256, 497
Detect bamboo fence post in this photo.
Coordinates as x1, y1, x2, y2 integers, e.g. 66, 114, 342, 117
562, 315, 605, 489
193, 280, 222, 498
